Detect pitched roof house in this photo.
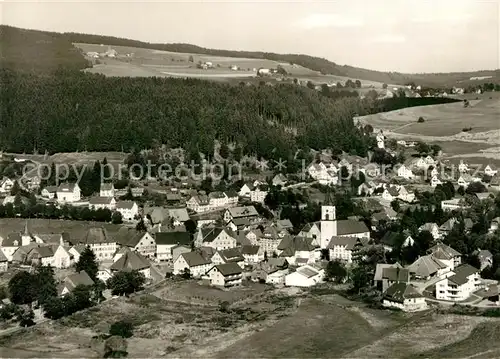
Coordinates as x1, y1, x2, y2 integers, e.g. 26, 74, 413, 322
58, 271, 94, 296
382, 283, 427, 312
173, 251, 212, 277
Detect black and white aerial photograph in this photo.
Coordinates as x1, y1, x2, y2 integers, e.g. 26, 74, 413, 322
0, 0, 499, 357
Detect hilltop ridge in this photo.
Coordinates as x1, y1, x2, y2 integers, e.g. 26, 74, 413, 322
1, 25, 499, 86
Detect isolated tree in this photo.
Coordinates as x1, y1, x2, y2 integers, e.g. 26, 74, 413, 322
188, 55, 194, 63
8, 271, 37, 306
325, 260, 347, 283
16, 307, 35, 327
75, 247, 99, 282
184, 219, 197, 236
306, 81, 315, 89
135, 218, 147, 231
35, 265, 57, 308
111, 211, 123, 224
355, 79, 362, 88
10, 180, 21, 196
382, 83, 388, 89
391, 199, 401, 212
430, 144, 442, 156
466, 181, 487, 194
107, 270, 146, 296
43, 297, 66, 319
110, 321, 134, 338
415, 141, 430, 155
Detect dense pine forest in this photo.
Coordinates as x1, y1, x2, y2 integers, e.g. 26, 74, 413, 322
0, 68, 370, 158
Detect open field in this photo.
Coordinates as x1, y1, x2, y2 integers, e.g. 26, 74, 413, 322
358, 93, 500, 164
3, 281, 500, 358
74, 43, 390, 88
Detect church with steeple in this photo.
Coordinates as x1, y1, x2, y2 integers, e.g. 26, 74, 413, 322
299, 187, 371, 251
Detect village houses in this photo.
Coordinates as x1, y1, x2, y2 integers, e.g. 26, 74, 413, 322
88, 196, 116, 211
397, 165, 414, 180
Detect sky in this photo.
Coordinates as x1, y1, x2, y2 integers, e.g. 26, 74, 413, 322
1, 0, 499, 73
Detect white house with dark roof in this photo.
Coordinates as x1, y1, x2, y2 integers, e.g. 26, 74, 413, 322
186, 194, 211, 213
419, 222, 440, 240
224, 206, 259, 223
208, 191, 228, 208
173, 251, 212, 277
41, 186, 58, 199
382, 283, 427, 312
429, 243, 461, 269
207, 262, 243, 287
116, 201, 139, 221
110, 248, 152, 279
167, 208, 190, 227
238, 183, 253, 197
307, 162, 338, 185
194, 227, 238, 250
56, 183, 81, 203
78, 227, 117, 261
407, 254, 450, 280
397, 165, 414, 180
484, 164, 498, 177
100, 183, 115, 197
155, 231, 192, 261
328, 236, 369, 264
250, 184, 269, 203
89, 196, 116, 211
435, 264, 481, 301
115, 228, 156, 259
58, 271, 94, 297
285, 264, 324, 287
240, 245, 262, 264
211, 248, 245, 268
277, 236, 317, 266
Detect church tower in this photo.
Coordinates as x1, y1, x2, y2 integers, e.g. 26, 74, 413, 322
320, 188, 337, 249
21, 221, 32, 246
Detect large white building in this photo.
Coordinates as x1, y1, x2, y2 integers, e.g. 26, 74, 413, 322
435, 264, 481, 301
56, 183, 81, 203
116, 201, 139, 221
285, 264, 324, 287
79, 227, 117, 261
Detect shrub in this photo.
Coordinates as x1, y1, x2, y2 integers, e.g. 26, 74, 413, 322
109, 321, 134, 338
417, 116, 425, 123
